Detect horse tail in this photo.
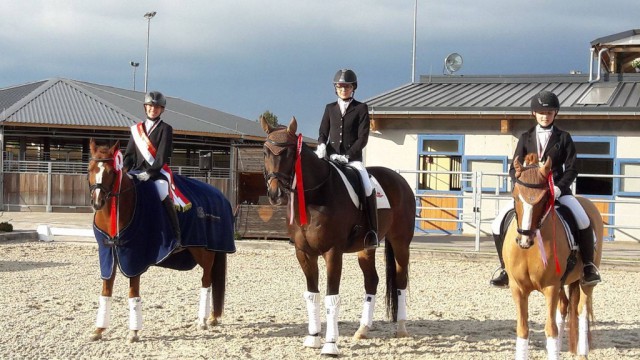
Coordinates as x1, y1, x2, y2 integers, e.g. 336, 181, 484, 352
567, 282, 580, 353
211, 252, 227, 319
384, 240, 399, 321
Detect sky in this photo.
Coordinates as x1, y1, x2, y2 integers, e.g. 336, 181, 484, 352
1, 1, 638, 137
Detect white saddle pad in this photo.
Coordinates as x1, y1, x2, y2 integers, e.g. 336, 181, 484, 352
328, 162, 391, 210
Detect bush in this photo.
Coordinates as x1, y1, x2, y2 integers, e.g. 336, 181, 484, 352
0, 222, 14, 232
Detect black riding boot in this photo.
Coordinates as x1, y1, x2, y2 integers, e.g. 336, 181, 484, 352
162, 198, 182, 248
578, 227, 601, 286
363, 192, 379, 250
490, 233, 509, 288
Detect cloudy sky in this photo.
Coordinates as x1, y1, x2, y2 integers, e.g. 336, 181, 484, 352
1, 1, 638, 136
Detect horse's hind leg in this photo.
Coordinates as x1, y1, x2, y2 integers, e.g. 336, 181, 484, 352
354, 250, 379, 340
556, 286, 569, 353
192, 249, 215, 330
576, 284, 594, 358
90, 269, 117, 341
127, 276, 142, 343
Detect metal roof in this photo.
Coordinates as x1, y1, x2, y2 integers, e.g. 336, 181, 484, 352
366, 74, 640, 118
0, 78, 265, 140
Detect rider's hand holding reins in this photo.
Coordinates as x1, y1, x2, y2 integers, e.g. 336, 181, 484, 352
315, 143, 326, 159
136, 172, 150, 181
553, 185, 561, 199
330, 154, 348, 163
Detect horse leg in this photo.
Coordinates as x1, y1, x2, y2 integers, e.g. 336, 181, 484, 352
127, 276, 142, 343
354, 250, 379, 340
295, 249, 321, 349
542, 286, 561, 360
510, 286, 530, 359
209, 252, 227, 327
576, 284, 594, 358
321, 250, 343, 357
90, 268, 117, 341
388, 239, 410, 338
191, 249, 215, 330
556, 285, 569, 353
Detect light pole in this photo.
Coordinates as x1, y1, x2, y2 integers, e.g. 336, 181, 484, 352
143, 11, 157, 93
130, 61, 140, 91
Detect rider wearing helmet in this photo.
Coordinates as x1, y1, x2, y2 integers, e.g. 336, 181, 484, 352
489, 90, 601, 288
315, 69, 378, 250
123, 91, 182, 248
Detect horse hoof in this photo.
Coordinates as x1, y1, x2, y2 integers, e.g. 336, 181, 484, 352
207, 316, 220, 327
197, 322, 208, 331
396, 320, 410, 338
127, 331, 140, 343
89, 331, 103, 341
320, 342, 339, 357
353, 325, 370, 339
396, 330, 410, 338
303, 335, 322, 348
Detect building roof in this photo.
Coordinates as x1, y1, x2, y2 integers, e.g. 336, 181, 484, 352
366, 74, 640, 119
0, 78, 265, 140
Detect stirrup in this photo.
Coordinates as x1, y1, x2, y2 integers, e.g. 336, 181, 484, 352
363, 231, 379, 250
581, 263, 601, 286
489, 268, 509, 288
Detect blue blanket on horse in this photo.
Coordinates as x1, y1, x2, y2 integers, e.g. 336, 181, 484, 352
94, 175, 236, 279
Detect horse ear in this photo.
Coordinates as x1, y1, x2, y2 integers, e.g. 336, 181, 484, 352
90, 138, 96, 154
287, 116, 298, 135
513, 156, 523, 178
110, 141, 120, 154
259, 116, 273, 134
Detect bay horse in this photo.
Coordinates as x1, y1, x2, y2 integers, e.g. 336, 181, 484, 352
504, 153, 603, 359
261, 116, 416, 356
87, 139, 233, 342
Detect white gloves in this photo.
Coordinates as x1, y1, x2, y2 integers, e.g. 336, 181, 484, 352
553, 185, 561, 200
315, 143, 326, 159
136, 172, 151, 181
330, 154, 349, 163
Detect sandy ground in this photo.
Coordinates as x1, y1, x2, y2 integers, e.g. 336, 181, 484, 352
0, 239, 639, 360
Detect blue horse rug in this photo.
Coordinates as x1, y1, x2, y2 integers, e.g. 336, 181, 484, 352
94, 175, 236, 279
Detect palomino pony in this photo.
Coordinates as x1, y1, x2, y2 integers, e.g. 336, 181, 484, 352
87, 139, 234, 342
261, 117, 416, 356
504, 153, 603, 359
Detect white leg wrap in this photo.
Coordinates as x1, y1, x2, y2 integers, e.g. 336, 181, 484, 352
128, 297, 143, 331
198, 287, 212, 323
303, 291, 321, 335
546, 337, 559, 360
359, 294, 376, 327
324, 295, 341, 343
515, 337, 529, 360
555, 308, 564, 353
95, 295, 111, 328
578, 311, 589, 355
397, 289, 407, 321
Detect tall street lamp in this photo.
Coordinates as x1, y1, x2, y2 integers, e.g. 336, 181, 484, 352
130, 61, 140, 91
143, 11, 157, 93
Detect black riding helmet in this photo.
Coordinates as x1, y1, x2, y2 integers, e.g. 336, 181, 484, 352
144, 91, 167, 108
333, 69, 358, 90
531, 90, 559, 112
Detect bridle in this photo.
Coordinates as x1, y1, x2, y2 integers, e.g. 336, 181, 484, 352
88, 157, 132, 201
514, 166, 551, 237
263, 135, 297, 193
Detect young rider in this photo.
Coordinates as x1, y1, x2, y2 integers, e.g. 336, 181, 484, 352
314, 69, 378, 249
489, 90, 602, 288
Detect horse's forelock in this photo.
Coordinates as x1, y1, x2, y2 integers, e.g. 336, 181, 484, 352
265, 127, 296, 155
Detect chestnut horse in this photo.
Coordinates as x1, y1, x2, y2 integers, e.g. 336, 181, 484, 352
504, 153, 602, 359
261, 117, 416, 356
87, 139, 232, 342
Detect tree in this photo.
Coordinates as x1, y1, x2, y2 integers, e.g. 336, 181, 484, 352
259, 110, 278, 128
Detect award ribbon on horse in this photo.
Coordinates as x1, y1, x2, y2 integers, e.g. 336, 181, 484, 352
110, 148, 123, 238
294, 134, 308, 225
547, 172, 561, 274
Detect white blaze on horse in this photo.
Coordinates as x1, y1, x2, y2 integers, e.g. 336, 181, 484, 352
87, 139, 234, 342
261, 117, 416, 356
504, 153, 603, 359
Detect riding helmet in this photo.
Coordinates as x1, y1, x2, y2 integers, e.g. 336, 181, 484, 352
333, 69, 358, 90
530, 90, 560, 112
144, 91, 167, 108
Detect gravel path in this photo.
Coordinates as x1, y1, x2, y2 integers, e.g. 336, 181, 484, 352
0, 239, 638, 359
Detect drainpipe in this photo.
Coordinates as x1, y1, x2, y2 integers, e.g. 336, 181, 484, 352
589, 48, 609, 83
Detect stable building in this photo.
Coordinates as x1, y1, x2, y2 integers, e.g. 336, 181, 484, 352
365, 29, 640, 242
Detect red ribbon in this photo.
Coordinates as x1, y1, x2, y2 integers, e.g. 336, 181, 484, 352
547, 172, 561, 275
294, 134, 307, 225
109, 149, 123, 238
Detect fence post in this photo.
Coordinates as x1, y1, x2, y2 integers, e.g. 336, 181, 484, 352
46, 162, 52, 212
474, 171, 483, 251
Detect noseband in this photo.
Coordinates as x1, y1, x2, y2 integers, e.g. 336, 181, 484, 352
514, 168, 551, 237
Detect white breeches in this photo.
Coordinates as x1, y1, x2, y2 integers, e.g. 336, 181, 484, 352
491, 194, 590, 235
154, 179, 169, 200
348, 161, 373, 195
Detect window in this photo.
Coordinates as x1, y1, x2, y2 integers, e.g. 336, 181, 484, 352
462, 156, 509, 192
617, 160, 640, 196
417, 135, 463, 191
573, 136, 615, 196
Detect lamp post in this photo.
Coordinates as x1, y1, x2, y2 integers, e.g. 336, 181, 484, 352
130, 61, 140, 91
143, 11, 157, 93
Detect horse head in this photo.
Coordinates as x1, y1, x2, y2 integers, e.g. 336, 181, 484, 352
511, 153, 552, 249
88, 138, 121, 211
261, 116, 298, 205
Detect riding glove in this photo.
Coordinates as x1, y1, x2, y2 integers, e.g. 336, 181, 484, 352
553, 185, 561, 200
137, 171, 151, 181
330, 154, 349, 163
315, 143, 326, 159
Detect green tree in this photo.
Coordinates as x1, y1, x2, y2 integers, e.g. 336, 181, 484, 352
260, 110, 279, 128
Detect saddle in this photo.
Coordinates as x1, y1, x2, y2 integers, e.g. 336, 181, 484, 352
502, 204, 579, 249
329, 160, 367, 210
